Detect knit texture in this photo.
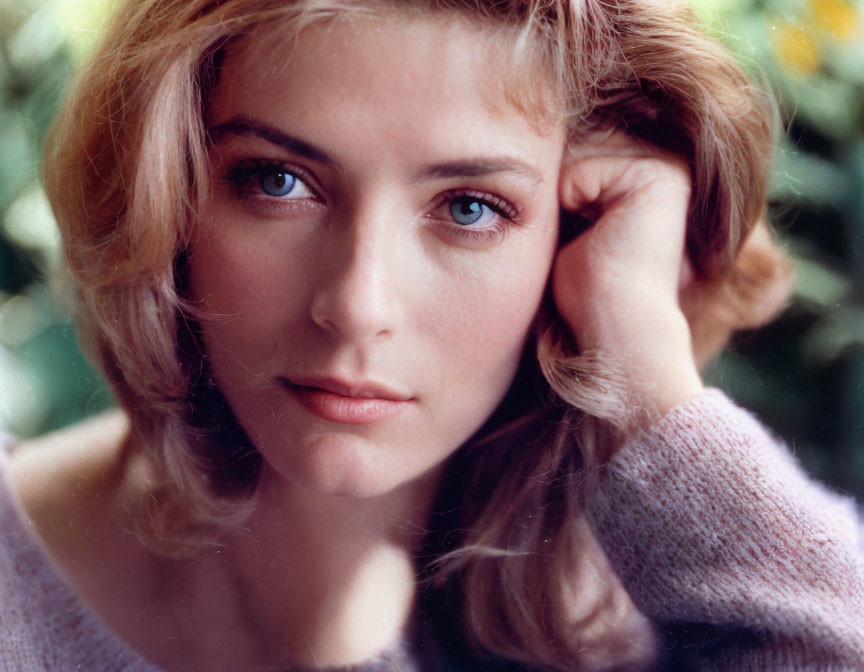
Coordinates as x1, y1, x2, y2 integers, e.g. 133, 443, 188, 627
1, 390, 863, 670
0, 438, 161, 671
588, 389, 864, 671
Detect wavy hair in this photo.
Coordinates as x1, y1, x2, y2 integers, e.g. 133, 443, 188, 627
43, 1, 792, 669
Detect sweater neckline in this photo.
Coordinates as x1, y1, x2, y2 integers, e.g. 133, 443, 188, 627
0, 439, 427, 672
0, 439, 164, 670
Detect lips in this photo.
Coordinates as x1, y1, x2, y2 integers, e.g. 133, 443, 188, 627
282, 376, 412, 424
288, 376, 412, 401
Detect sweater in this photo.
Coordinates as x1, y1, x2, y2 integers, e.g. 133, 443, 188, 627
1, 389, 863, 671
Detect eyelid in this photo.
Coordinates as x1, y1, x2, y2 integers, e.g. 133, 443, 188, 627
222, 158, 323, 202
219, 161, 524, 244
435, 188, 520, 221
424, 189, 523, 245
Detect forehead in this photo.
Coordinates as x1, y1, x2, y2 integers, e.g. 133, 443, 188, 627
211, 12, 558, 134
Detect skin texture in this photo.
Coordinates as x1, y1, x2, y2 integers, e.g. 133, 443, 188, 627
555, 131, 704, 419
186, 14, 565, 668
191, 18, 564, 503
11, 12, 703, 672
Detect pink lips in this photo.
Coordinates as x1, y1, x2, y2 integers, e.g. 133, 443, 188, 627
284, 376, 411, 425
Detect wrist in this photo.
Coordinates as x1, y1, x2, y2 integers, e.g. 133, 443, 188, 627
574, 300, 704, 420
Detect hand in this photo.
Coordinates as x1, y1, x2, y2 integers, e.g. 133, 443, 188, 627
553, 131, 704, 420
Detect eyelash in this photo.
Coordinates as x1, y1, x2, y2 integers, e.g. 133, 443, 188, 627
221, 159, 521, 241
429, 190, 519, 242
222, 159, 320, 208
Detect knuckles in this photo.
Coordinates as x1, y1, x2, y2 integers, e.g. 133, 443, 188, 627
552, 134, 694, 349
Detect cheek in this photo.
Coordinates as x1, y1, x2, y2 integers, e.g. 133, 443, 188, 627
186, 223, 312, 341
184, 233, 322, 411
422, 230, 557, 399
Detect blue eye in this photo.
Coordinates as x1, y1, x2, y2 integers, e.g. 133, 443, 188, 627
450, 197, 487, 225
259, 171, 296, 197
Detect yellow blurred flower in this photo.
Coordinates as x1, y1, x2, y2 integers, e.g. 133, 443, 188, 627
773, 22, 822, 76
810, 0, 862, 42
770, 1, 862, 78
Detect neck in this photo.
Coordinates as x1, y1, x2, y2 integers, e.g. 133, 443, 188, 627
189, 464, 441, 669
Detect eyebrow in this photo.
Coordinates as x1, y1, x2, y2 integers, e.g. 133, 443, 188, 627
207, 115, 545, 185
417, 159, 544, 186
207, 116, 336, 164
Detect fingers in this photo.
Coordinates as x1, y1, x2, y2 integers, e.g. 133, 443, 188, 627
552, 132, 705, 417
560, 131, 691, 211
558, 156, 691, 281
553, 133, 697, 356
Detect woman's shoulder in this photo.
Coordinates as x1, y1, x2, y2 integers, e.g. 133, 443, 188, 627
9, 408, 131, 497
7, 410, 133, 553
0, 413, 169, 671
3, 410, 165, 620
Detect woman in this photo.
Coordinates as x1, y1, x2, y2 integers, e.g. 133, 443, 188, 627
1, 0, 862, 670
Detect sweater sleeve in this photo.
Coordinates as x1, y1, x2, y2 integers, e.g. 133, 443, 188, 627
586, 388, 864, 671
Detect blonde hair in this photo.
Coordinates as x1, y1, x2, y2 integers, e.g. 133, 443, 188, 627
43, 1, 792, 669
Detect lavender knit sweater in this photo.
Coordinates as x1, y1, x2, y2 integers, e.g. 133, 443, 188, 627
1, 390, 863, 671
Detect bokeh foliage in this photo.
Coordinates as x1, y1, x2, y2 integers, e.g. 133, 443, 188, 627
0, 0, 115, 438
0, 0, 862, 496
691, 0, 864, 497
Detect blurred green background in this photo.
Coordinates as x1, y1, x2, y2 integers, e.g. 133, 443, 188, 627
0, 0, 862, 496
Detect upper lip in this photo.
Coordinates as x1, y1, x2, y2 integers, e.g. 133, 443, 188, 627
285, 376, 413, 401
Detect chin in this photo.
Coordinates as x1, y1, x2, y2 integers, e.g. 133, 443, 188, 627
267, 432, 425, 501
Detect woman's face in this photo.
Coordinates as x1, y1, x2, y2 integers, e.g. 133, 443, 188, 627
189, 14, 565, 499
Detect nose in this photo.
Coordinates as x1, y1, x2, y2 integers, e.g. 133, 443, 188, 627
309, 208, 403, 344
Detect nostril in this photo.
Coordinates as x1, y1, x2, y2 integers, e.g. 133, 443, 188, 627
310, 305, 342, 336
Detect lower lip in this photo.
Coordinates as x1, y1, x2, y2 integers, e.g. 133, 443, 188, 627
289, 386, 409, 425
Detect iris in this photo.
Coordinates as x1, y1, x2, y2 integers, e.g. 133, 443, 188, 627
450, 197, 485, 225
260, 171, 296, 197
